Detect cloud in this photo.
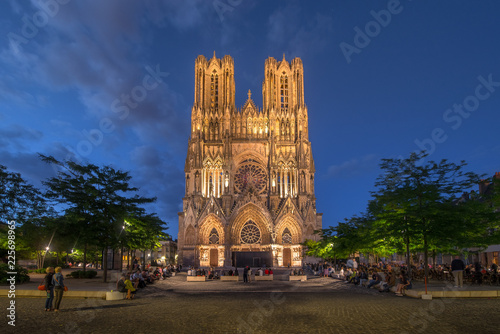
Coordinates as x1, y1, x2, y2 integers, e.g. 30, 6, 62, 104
129, 146, 184, 232
267, 4, 334, 58
0, 150, 56, 188
0, 124, 43, 151
143, 0, 212, 31
326, 154, 378, 178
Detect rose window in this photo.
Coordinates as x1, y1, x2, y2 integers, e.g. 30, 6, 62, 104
240, 221, 261, 244
234, 160, 267, 194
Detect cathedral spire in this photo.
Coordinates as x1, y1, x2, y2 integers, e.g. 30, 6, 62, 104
247, 89, 252, 100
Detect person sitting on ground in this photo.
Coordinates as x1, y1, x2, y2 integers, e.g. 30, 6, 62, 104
345, 268, 353, 281
347, 269, 357, 284
265, 268, 269, 275
269, 268, 273, 275
359, 270, 368, 286
117, 274, 126, 291
395, 271, 410, 296
142, 270, 154, 284
117, 274, 136, 299
130, 271, 140, 289
135, 270, 146, 288
258, 268, 263, 276
380, 270, 396, 292
228, 269, 233, 276
367, 272, 382, 289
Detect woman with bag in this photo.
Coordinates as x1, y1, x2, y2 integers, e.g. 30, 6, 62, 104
43, 267, 55, 311
52, 267, 66, 312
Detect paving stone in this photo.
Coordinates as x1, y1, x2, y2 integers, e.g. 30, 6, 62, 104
2, 278, 499, 334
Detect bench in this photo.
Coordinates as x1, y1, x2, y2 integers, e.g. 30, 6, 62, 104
288, 275, 307, 281
220, 276, 239, 281
187, 276, 206, 282
106, 291, 126, 300
254, 275, 273, 281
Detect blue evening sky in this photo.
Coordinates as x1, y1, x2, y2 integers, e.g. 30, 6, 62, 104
1, 1, 499, 239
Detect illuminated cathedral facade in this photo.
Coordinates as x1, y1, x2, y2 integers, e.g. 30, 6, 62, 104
178, 53, 322, 268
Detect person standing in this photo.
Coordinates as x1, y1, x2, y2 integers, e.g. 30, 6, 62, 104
43, 267, 55, 311
243, 266, 248, 283
451, 256, 465, 288
52, 267, 66, 312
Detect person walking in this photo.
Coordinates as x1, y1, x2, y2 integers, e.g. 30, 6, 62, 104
451, 256, 465, 288
52, 267, 66, 312
43, 267, 55, 311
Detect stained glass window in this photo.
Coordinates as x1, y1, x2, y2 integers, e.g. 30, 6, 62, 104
234, 159, 267, 194
282, 228, 292, 244
240, 221, 261, 244
209, 228, 219, 244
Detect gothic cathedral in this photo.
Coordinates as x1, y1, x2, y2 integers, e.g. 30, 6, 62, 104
178, 53, 322, 268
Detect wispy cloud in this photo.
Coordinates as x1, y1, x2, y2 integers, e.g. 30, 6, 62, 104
326, 154, 378, 178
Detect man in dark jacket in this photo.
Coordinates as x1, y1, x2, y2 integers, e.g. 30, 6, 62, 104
243, 266, 249, 283
451, 256, 465, 288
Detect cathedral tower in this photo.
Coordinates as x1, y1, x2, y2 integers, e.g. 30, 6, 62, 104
178, 53, 322, 268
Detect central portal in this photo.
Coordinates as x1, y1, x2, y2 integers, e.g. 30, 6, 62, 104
232, 251, 272, 268
210, 249, 218, 267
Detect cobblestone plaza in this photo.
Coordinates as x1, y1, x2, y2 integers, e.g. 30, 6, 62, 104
3, 276, 499, 334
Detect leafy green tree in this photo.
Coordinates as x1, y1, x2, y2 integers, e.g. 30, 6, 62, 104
0, 165, 53, 265
0, 164, 48, 223
372, 151, 483, 280
40, 155, 161, 282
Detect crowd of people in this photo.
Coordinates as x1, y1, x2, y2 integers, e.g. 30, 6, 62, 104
115, 264, 179, 299
185, 266, 274, 281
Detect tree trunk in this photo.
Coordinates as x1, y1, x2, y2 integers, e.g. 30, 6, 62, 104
127, 249, 130, 270
83, 243, 87, 273
423, 233, 429, 282
406, 234, 412, 279
102, 247, 108, 283
37, 251, 43, 269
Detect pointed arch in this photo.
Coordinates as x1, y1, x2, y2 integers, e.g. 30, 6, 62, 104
198, 214, 224, 244
275, 214, 303, 244
231, 203, 271, 244
184, 225, 196, 245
